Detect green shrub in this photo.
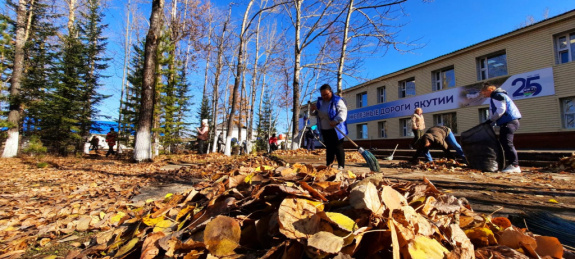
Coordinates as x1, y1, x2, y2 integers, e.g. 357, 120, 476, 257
22, 135, 47, 156
37, 162, 49, 168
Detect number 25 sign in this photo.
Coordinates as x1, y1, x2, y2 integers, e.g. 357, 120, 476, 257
502, 67, 555, 100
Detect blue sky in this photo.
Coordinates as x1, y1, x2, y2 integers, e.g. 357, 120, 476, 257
96, 0, 575, 131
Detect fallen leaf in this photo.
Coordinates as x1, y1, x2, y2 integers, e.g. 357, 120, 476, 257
307, 231, 344, 254
496, 228, 537, 250
381, 186, 408, 212
548, 199, 559, 204
115, 237, 139, 258
464, 227, 497, 247
349, 182, 384, 215
534, 236, 563, 259
322, 212, 357, 232
278, 198, 323, 239
491, 217, 512, 229
407, 235, 449, 259
141, 232, 165, 259
204, 215, 241, 257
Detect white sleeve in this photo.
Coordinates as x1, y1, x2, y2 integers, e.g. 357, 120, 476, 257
489, 99, 506, 122
334, 99, 347, 123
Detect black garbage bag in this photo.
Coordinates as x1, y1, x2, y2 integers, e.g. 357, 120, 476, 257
460, 123, 504, 172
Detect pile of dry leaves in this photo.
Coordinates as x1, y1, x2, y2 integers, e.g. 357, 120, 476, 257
273, 148, 365, 162
555, 153, 575, 172
56, 158, 564, 258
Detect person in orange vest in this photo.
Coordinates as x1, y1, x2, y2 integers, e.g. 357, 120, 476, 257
105, 128, 118, 157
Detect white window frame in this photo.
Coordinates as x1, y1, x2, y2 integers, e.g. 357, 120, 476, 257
433, 112, 458, 133
398, 78, 416, 99
377, 121, 387, 138
357, 123, 368, 139
399, 118, 413, 137
561, 97, 575, 129
377, 86, 386, 103
556, 31, 575, 64
479, 108, 490, 123
477, 52, 508, 80
432, 67, 455, 91
356, 92, 367, 108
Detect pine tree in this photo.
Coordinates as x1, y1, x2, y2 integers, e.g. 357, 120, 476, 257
256, 90, 276, 150
0, 15, 14, 128
120, 41, 145, 146
76, 0, 110, 142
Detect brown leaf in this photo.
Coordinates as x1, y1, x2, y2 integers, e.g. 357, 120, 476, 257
300, 181, 328, 202
534, 236, 563, 259
141, 232, 165, 259
204, 215, 241, 257
75, 216, 92, 232
496, 228, 537, 250
349, 182, 384, 215
278, 198, 323, 239
307, 231, 344, 254
475, 246, 529, 259
381, 186, 408, 212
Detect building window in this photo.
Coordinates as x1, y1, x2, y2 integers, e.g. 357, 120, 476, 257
356, 92, 367, 108
398, 78, 416, 98
377, 121, 387, 138
479, 108, 490, 123
556, 31, 575, 64
377, 86, 386, 103
433, 112, 458, 133
561, 97, 575, 129
477, 52, 508, 80
432, 67, 455, 91
399, 118, 413, 137
357, 124, 368, 139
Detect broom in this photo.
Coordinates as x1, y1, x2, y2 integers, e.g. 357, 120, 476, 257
333, 127, 380, 172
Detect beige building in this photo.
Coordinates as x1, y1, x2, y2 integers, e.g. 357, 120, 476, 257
342, 9, 575, 149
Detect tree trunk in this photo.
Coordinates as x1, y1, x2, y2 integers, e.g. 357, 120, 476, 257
133, 0, 164, 162
247, 14, 262, 143
118, 0, 132, 152
291, 0, 302, 150
226, 0, 254, 153
67, 0, 77, 35
337, 0, 354, 95
210, 9, 230, 152
2, 0, 27, 158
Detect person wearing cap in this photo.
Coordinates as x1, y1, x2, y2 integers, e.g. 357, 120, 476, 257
481, 82, 522, 173
197, 119, 209, 154
310, 84, 348, 170
411, 126, 465, 163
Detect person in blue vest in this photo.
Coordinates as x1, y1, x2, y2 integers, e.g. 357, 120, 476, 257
481, 82, 522, 173
310, 84, 348, 170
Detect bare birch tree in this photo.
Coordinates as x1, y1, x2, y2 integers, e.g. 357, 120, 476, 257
1, 0, 27, 158
133, 0, 164, 162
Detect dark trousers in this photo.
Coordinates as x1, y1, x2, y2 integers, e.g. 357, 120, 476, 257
412, 129, 424, 146
499, 120, 520, 166
306, 137, 315, 151
321, 129, 345, 168
106, 144, 115, 157
198, 139, 205, 154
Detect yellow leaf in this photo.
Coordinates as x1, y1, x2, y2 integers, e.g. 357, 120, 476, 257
324, 212, 357, 232
42, 256, 58, 259
244, 173, 255, 184
99, 211, 106, 220
176, 206, 194, 221
548, 199, 559, 204
114, 237, 139, 258
408, 235, 449, 259
153, 219, 173, 233
143, 215, 165, 227
110, 211, 126, 224
347, 170, 356, 179
145, 198, 155, 204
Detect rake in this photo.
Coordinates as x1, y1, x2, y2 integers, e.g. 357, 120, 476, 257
334, 127, 380, 172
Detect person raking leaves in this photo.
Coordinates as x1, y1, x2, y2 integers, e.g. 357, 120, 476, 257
411, 126, 466, 163
105, 128, 118, 157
